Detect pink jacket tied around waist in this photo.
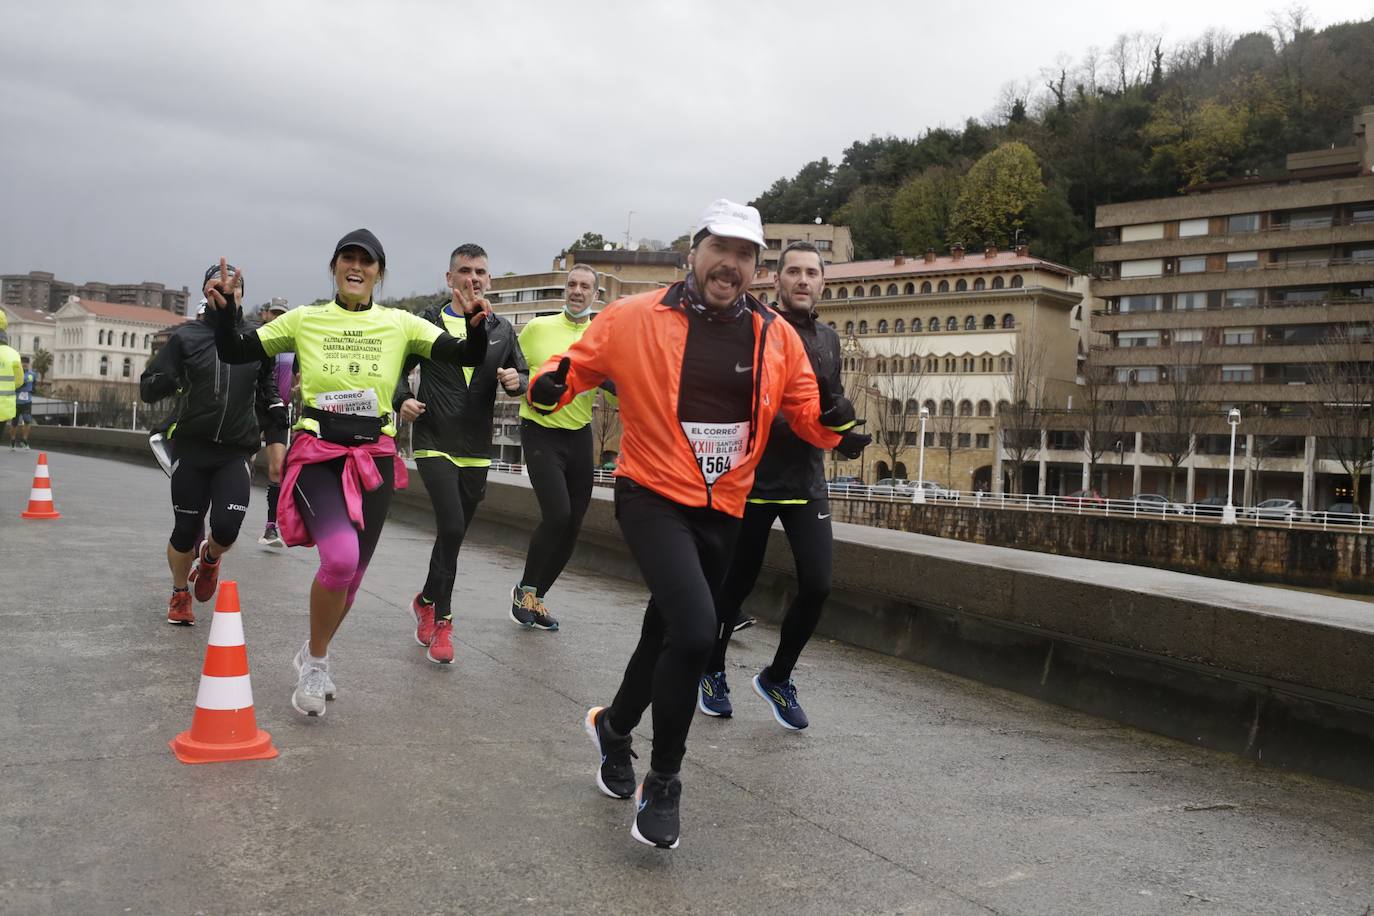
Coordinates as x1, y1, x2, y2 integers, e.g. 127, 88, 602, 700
277, 435, 409, 547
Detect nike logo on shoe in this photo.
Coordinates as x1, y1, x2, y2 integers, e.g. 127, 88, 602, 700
734, 363, 751, 373
818, 513, 831, 519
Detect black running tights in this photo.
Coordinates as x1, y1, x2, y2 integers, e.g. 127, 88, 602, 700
519, 420, 593, 596
416, 457, 488, 619
169, 449, 252, 552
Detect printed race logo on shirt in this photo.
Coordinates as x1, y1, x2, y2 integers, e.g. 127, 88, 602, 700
316, 389, 380, 416
682, 421, 749, 484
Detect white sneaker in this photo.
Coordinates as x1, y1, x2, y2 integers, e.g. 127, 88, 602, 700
292, 663, 328, 717
292, 642, 337, 701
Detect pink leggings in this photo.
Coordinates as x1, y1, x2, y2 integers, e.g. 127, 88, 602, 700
293, 456, 395, 605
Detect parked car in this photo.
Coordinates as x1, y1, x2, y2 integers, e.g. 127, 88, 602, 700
871, 477, 916, 498
1130, 492, 1186, 515
1187, 496, 1231, 517
1248, 498, 1304, 522
1063, 488, 1106, 508
829, 475, 866, 496
908, 479, 957, 501
1312, 502, 1368, 525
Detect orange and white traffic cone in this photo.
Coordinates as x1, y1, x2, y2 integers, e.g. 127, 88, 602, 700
21, 452, 61, 519
170, 581, 278, 764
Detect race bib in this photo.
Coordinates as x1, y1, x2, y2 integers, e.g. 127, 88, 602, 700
682, 421, 749, 484
315, 388, 380, 416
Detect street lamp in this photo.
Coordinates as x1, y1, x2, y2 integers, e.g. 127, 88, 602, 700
914, 405, 930, 504
1223, 407, 1241, 524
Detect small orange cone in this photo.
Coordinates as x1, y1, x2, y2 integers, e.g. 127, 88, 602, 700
21, 452, 61, 519
170, 581, 278, 764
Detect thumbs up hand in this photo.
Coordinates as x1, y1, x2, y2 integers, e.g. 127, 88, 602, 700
529, 356, 571, 414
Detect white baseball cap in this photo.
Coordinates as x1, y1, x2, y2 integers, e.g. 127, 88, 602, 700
696, 198, 765, 248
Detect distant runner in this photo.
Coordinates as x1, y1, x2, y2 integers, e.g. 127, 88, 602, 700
257, 300, 296, 548
9, 355, 36, 450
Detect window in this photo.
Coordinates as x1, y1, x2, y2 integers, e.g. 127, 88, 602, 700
33, 337, 40, 351
1121, 222, 1165, 242
903, 282, 915, 295
924, 432, 935, 447
961, 357, 974, 372
955, 279, 968, 292
912, 318, 923, 332
1118, 295, 1161, 313
99, 355, 109, 376
815, 239, 832, 251
945, 316, 957, 331
869, 285, 881, 297
838, 287, 849, 298
938, 433, 953, 448
1287, 208, 1333, 229
1179, 218, 1209, 238
963, 315, 976, 330
957, 433, 972, 448
1174, 328, 1204, 344
926, 357, 938, 372
1001, 314, 1015, 329
977, 400, 992, 417
928, 315, 940, 331
923, 399, 937, 416
1116, 367, 1159, 384
1226, 251, 1260, 270
976, 433, 991, 449
886, 284, 898, 296
894, 319, 905, 333
1117, 331, 1160, 348
144, 334, 151, 348
1221, 364, 1255, 382
822, 288, 832, 300
1222, 327, 1256, 346
982, 314, 995, 329
1352, 245, 1374, 263
1178, 256, 1207, 274
858, 320, 869, 334
958, 399, 973, 416
844, 320, 854, 335
920, 281, 932, 294
877, 360, 887, 374
938, 280, 950, 293
944, 357, 956, 372
1175, 291, 1208, 311
877, 319, 889, 334
973, 277, 986, 290
1009, 275, 1024, 288
991, 276, 1005, 289
1225, 289, 1259, 308
853, 286, 865, 298
828, 321, 837, 329
122, 357, 132, 378
1228, 213, 1259, 233
980, 356, 992, 371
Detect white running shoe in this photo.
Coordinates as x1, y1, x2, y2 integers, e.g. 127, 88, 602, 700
293, 642, 337, 701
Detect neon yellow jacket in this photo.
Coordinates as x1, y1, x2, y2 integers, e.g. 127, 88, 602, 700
0, 344, 22, 423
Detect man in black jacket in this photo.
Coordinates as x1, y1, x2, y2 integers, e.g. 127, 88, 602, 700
697, 241, 844, 730
395, 243, 528, 664
140, 267, 283, 625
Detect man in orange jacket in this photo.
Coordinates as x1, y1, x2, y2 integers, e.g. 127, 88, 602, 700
529, 198, 870, 850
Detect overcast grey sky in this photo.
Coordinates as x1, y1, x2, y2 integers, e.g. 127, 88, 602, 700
1, 0, 1367, 310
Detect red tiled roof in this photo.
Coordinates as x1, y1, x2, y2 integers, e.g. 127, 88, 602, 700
70, 298, 189, 325
2, 304, 57, 323
748, 251, 1075, 287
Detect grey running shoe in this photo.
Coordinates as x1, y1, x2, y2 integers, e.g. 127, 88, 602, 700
293, 642, 337, 701
292, 662, 329, 717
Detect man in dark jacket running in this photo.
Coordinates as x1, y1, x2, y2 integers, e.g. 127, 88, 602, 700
140, 266, 283, 625
698, 241, 845, 730
395, 243, 528, 664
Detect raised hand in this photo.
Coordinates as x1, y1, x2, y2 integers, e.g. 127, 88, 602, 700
203, 257, 243, 311
450, 275, 492, 326
528, 357, 571, 413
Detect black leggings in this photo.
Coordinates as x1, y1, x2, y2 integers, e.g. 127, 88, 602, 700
709, 499, 833, 682
168, 445, 252, 552
293, 454, 395, 607
607, 479, 739, 775
416, 458, 487, 618
519, 420, 594, 596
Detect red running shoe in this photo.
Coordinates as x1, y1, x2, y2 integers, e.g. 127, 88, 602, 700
187, 542, 220, 603
166, 590, 194, 625
412, 593, 436, 647
427, 618, 454, 664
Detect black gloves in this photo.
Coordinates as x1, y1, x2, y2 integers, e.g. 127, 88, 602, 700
267, 402, 291, 430
835, 428, 871, 459
817, 377, 868, 457
529, 357, 570, 414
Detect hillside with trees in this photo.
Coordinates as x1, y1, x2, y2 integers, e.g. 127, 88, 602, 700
750, 12, 1374, 271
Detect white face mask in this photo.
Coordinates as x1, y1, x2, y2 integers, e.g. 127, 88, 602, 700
564, 302, 592, 319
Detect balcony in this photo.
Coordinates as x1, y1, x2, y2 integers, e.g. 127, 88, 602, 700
1093, 297, 1374, 331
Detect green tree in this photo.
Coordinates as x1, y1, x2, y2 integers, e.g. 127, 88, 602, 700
950, 142, 1045, 248
1144, 90, 1252, 188
669, 234, 691, 252
890, 167, 962, 256
569, 231, 609, 250
31, 348, 53, 382
833, 185, 898, 259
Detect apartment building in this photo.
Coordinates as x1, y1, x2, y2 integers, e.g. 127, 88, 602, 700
1, 270, 190, 314
1086, 105, 1374, 508
760, 223, 854, 270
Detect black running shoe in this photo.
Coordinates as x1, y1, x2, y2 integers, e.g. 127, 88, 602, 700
632, 771, 682, 850
584, 706, 636, 799
753, 669, 810, 730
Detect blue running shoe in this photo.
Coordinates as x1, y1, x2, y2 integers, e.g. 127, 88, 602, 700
752, 670, 809, 730
697, 671, 732, 718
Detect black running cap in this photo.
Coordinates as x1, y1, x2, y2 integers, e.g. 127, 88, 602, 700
333, 228, 386, 268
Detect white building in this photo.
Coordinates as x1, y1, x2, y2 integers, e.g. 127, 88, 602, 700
1, 304, 59, 359
50, 296, 188, 394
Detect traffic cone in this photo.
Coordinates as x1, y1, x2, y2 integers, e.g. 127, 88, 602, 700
170, 581, 278, 764
21, 452, 61, 519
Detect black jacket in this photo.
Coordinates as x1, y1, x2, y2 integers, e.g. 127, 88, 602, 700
748, 306, 843, 501
139, 315, 278, 452
393, 305, 527, 459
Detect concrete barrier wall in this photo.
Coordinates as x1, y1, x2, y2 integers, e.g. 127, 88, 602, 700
30, 426, 1374, 791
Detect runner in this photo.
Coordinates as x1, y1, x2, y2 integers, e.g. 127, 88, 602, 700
204, 230, 490, 717
0, 334, 23, 443
508, 263, 610, 631
528, 200, 870, 849
395, 243, 527, 664
139, 274, 283, 626
699, 241, 846, 730
9, 355, 37, 450
256, 300, 296, 548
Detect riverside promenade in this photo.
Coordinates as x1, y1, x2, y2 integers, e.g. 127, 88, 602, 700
2, 450, 1372, 915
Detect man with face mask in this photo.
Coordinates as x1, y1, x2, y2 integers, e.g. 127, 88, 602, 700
508, 264, 607, 631
527, 199, 870, 851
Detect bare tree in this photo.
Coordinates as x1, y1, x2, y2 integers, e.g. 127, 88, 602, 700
591, 389, 621, 467
999, 330, 1049, 494
1141, 340, 1214, 501
930, 374, 965, 485
863, 349, 926, 481
1079, 351, 1128, 491
1311, 323, 1374, 508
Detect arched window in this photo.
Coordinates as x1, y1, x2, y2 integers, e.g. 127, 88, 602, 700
973, 278, 986, 291
921, 281, 932, 294
912, 318, 923, 332
844, 320, 854, 335
894, 318, 905, 333
858, 320, 869, 334
923, 399, 937, 416
877, 319, 889, 333
964, 315, 976, 330
928, 315, 940, 330
938, 280, 950, 293
875, 461, 891, 480
977, 400, 992, 417
945, 316, 957, 331
886, 284, 898, 296
99, 355, 109, 376
888, 397, 901, 414
838, 287, 849, 298
1002, 314, 1015, 329
144, 334, 151, 348
97, 330, 104, 345
940, 399, 955, 416
983, 314, 995, 329
827, 321, 837, 329
903, 282, 915, 295
906, 399, 920, 414
822, 288, 832, 301
1010, 275, 1024, 288
992, 276, 1005, 289
877, 359, 887, 374
122, 357, 132, 378
958, 399, 973, 417
955, 279, 968, 292
997, 400, 1010, 415
870, 285, 881, 297
853, 286, 865, 298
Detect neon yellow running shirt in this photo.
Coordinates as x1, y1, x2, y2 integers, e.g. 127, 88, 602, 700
256, 300, 443, 438
518, 312, 597, 430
